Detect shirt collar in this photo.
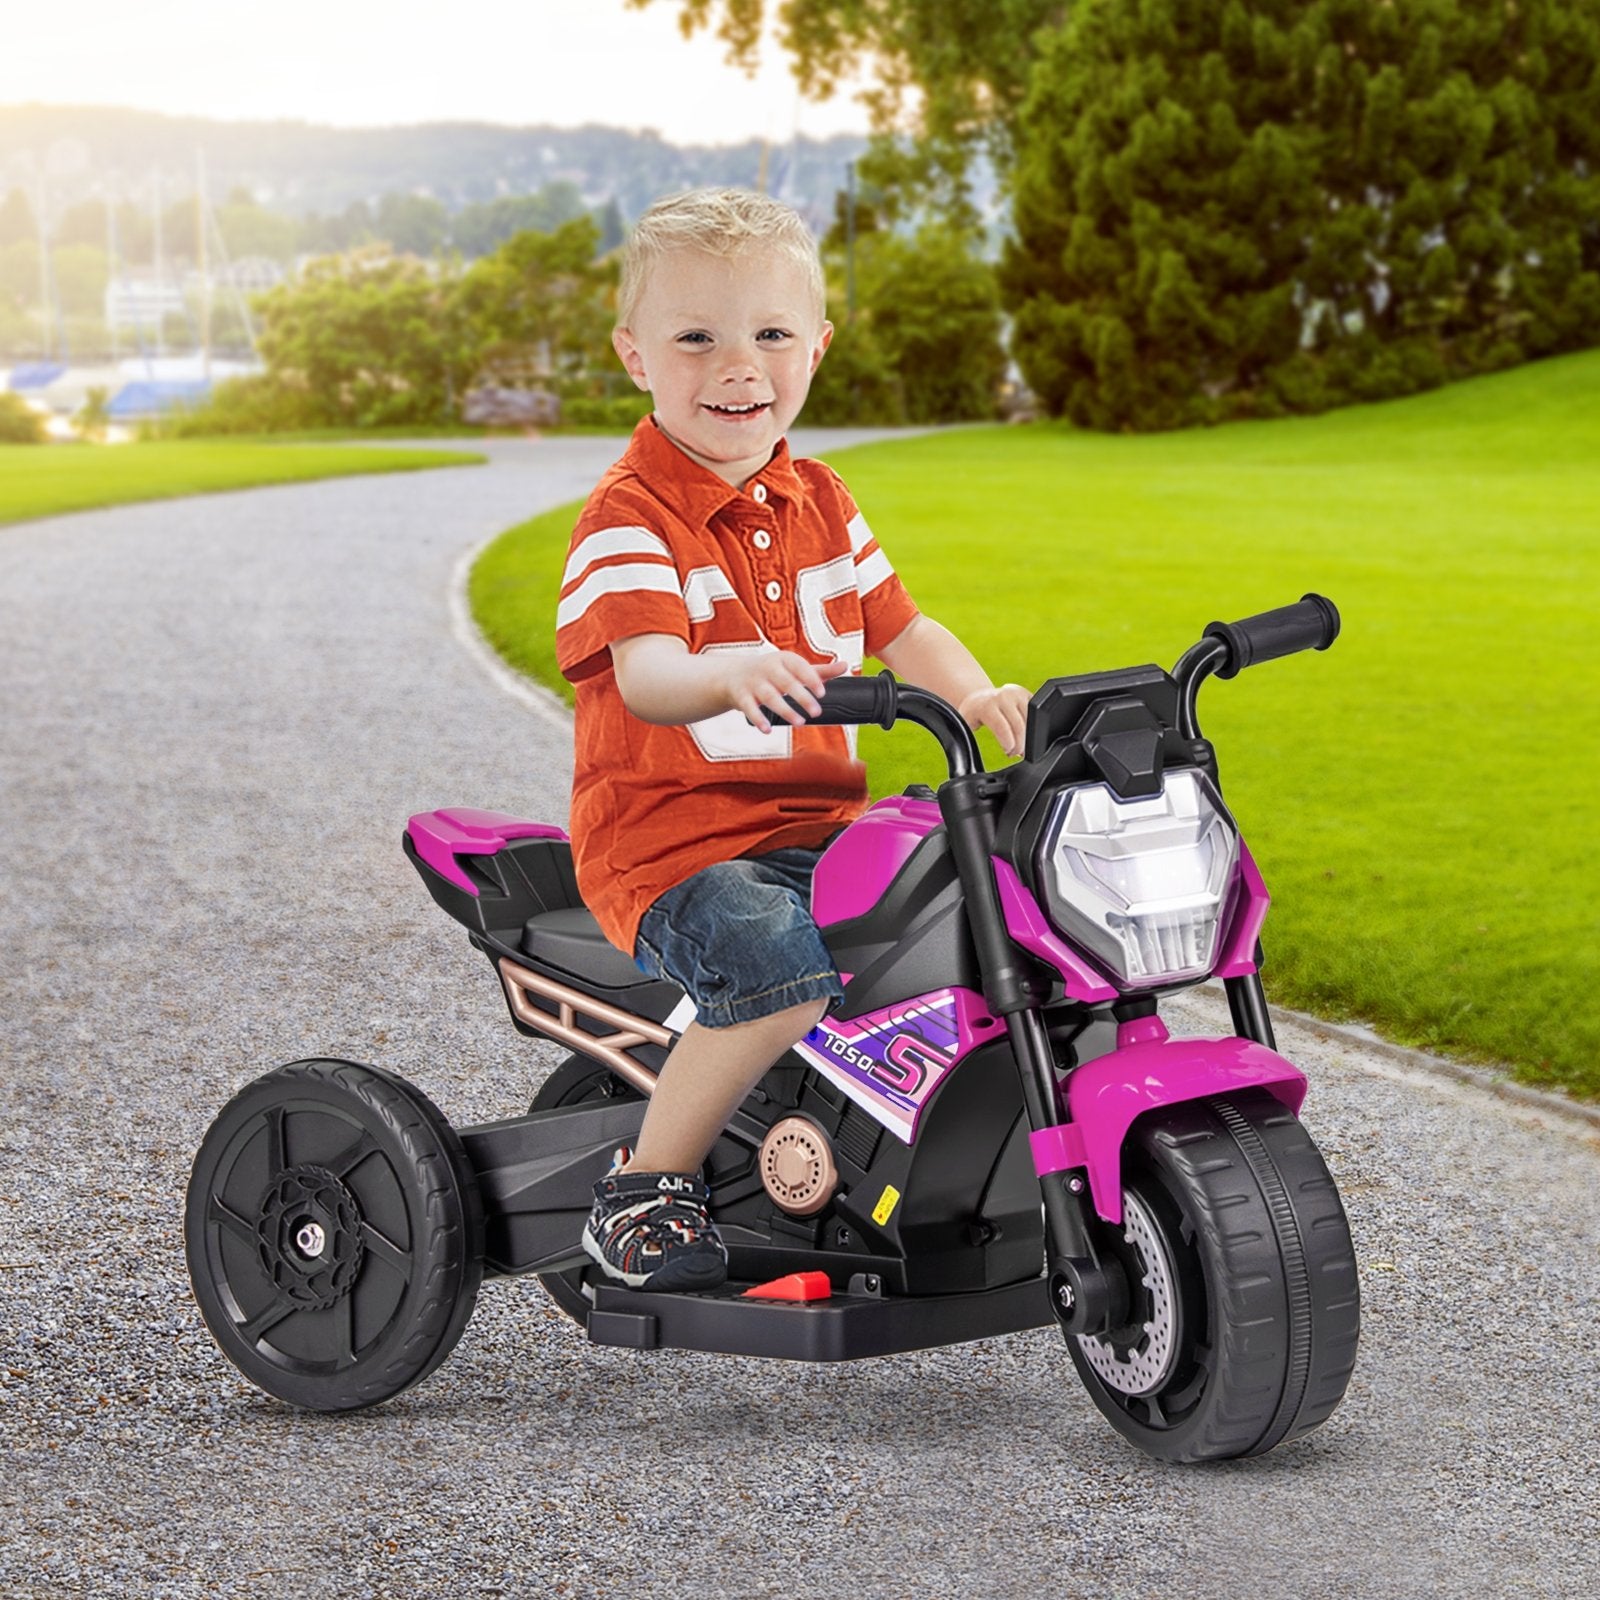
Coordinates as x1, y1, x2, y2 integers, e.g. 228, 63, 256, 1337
623, 415, 806, 524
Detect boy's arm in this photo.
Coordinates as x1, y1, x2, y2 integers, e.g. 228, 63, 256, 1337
611, 634, 851, 735
876, 614, 1030, 758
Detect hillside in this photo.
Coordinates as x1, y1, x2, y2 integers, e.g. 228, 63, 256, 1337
0, 104, 868, 223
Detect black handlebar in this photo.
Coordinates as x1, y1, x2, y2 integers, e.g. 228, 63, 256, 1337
776, 672, 982, 778
1203, 593, 1340, 680
796, 672, 899, 730
772, 593, 1340, 774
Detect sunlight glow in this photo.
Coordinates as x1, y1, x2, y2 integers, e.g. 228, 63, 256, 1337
3, 0, 875, 147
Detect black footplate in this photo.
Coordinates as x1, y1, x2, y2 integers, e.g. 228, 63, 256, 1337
585, 1272, 1054, 1361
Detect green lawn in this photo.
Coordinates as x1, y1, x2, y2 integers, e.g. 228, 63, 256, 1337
0, 440, 483, 526
471, 351, 1600, 1099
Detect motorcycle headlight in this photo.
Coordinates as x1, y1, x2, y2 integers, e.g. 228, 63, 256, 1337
1034, 770, 1239, 989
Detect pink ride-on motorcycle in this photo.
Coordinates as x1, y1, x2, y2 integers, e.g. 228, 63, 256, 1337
185, 595, 1359, 1462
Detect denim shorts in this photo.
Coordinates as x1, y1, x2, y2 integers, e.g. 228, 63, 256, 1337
634, 845, 845, 1030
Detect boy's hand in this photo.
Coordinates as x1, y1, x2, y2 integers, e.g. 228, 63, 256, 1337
957, 684, 1030, 759
733, 652, 853, 734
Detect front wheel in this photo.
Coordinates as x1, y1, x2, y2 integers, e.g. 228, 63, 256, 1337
1067, 1089, 1360, 1462
185, 1058, 484, 1411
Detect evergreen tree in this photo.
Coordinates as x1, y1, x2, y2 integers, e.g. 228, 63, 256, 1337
1002, 0, 1600, 428
593, 196, 627, 257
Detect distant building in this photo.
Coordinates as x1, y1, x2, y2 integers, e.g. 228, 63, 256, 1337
105, 274, 186, 333
193, 257, 284, 294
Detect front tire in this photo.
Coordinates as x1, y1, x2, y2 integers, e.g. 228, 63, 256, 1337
1067, 1089, 1359, 1462
185, 1059, 483, 1411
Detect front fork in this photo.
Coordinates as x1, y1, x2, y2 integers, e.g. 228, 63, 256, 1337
940, 770, 1276, 1338
940, 772, 1126, 1335
1006, 1005, 1129, 1337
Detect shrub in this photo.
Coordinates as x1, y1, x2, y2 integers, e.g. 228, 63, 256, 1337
803, 328, 907, 426
0, 390, 46, 443
159, 374, 316, 438
74, 386, 111, 442
559, 392, 653, 429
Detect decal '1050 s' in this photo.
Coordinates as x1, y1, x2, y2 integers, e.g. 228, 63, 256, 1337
793, 987, 1004, 1143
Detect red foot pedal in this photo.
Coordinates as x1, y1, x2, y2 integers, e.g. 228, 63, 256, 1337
741, 1271, 832, 1302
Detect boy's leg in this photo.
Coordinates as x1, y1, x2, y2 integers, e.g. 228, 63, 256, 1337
581, 848, 842, 1292
582, 999, 828, 1291
627, 1000, 827, 1175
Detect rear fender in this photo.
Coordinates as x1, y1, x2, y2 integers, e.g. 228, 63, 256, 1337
1034, 1032, 1307, 1224
407, 808, 568, 896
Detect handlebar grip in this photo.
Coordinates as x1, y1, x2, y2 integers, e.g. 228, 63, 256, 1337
1203, 593, 1340, 680
773, 671, 900, 729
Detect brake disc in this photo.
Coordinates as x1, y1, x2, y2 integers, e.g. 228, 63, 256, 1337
1076, 1189, 1181, 1396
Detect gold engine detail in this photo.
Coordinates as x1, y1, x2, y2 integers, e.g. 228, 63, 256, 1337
758, 1117, 839, 1217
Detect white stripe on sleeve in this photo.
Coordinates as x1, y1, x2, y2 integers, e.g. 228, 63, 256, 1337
561, 525, 672, 589
556, 562, 683, 630
854, 547, 895, 596
846, 511, 874, 555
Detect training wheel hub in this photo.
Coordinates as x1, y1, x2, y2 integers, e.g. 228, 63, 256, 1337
255, 1164, 365, 1310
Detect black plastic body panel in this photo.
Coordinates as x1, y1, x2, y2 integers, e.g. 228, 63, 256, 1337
998, 666, 1220, 906
405, 830, 579, 943
1023, 665, 1179, 764
459, 1101, 649, 1277
821, 830, 983, 1016
455, 1033, 1044, 1298
586, 1273, 1053, 1361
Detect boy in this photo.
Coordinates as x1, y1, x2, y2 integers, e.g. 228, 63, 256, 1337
555, 189, 1027, 1291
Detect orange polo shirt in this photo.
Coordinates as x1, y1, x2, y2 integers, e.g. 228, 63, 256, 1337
556, 417, 920, 955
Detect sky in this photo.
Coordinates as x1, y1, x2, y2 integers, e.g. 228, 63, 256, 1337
4, 0, 877, 147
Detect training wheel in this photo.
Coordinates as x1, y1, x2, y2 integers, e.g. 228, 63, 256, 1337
184, 1058, 483, 1411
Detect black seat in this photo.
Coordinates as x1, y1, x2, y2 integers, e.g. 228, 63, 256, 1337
521, 906, 651, 990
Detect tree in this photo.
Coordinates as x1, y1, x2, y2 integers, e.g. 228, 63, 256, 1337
214, 197, 299, 263
810, 192, 1004, 423
374, 193, 450, 258
55, 199, 109, 250
252, 246, 481, 428
456, 217, 615, 393
452, 184, 589, 258
630, 0, 1057, 203
806, 323, 907, 424
0, 391, 46, 443
851, 223, 1004, 422
646, 0, 1600, 428
0, 241, 40, 322
594, 196, 627, 257
1002, 0, 1600, 428
51, 244, 109, 319
297, 200, 376, 257
75, 386, 111, 442
185, 217, 620, 434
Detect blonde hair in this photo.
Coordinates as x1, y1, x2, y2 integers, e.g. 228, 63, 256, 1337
616, 188, 826, 329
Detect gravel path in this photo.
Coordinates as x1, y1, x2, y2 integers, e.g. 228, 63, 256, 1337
1, 439, 1596, 1600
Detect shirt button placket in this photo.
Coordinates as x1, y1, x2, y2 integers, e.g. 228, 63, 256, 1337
747, 482, 786, 639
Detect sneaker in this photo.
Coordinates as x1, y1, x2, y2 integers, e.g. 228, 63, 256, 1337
581, 1146, 729, 1292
